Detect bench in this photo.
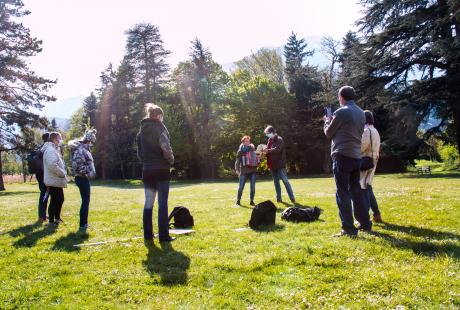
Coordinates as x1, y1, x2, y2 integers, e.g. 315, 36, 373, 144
417, 166, 431, 175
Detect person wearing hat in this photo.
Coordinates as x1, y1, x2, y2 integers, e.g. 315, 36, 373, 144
68, 129, 97, 230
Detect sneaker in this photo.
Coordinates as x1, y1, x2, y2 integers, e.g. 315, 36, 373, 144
250, 201, 255, 206
373, 214, 383, 223
236, 200, 241, 206
357, 225, 372, 233
79, 224, 90, 230
290, 199, 296, 204
55, 219, 64, 225
333, 230, 357, 238
276, 198, 282, 203
38, 217, 47, 224
159, 237, 176, 243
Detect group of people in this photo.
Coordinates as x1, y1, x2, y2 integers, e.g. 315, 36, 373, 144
34, 84, 381, 241
235, 85, 382, 237
36, 129, 97, 230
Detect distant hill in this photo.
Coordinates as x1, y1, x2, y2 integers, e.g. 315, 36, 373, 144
49, 117, 71, 132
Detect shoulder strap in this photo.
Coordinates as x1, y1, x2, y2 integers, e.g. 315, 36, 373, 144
369, 128, 373, 159
168, 207, 184, 223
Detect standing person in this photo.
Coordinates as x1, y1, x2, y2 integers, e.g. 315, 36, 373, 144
68, 129, 97, 230
137, 103, 175, 243
235, 135, 257, 206
360, 110, 382, 223
263, 126, 295, 204
42, 132, 67, 226
324, 86, 371, 237
36, 132, 50, 223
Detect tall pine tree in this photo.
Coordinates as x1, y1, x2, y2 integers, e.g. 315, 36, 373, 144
0, 0, 55, 190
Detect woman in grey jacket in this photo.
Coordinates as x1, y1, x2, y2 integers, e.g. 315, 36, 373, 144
42, 132, 67, 225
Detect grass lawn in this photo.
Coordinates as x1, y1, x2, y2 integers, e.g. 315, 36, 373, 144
0, 173, 459, 309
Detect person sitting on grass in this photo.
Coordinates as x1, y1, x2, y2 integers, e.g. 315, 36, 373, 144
235, 135, 258, 206
68, 129, 97, 230
42, 131, 67, 226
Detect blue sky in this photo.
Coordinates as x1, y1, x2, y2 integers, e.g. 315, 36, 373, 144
23, 0, 363, 118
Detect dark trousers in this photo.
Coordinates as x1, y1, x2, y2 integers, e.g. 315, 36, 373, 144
143, 181, 170, 240
237, 172, 256, 201
48, 187, 64, 223
75, 176, 91, 227
332, 154, 371, 233
36, 172, 49, 219
363, 185, 380, 216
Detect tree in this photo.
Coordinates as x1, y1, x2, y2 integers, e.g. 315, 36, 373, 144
172, 38, 229, 178
357, 0, 460, 151
0, 0, 55, 190
125, 23, 171, 102
284, 32, 315, 104
235, 48, 285, 84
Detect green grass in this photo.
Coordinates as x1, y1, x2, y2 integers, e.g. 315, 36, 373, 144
1, 173, 459, 309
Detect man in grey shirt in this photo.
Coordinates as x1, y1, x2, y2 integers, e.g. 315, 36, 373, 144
324, 86, 372, 237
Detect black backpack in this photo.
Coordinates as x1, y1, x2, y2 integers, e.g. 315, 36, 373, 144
168, 206, 194, 228
249, 200, 276, 229
26, 148, 44, 174
281, 206, 322, 223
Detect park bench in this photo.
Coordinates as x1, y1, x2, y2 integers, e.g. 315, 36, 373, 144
417, 166, 431, 175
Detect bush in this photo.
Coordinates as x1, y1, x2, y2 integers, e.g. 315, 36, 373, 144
439, 144, 459, 169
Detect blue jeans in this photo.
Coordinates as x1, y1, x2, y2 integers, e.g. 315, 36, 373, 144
363, 185, 380, 216
75, 176, 91, 227
37, 173, 49, 219
270, 168, 295, 202
143, 181, 170, 240
332, 154, 371, 233
237, 172, 256, 201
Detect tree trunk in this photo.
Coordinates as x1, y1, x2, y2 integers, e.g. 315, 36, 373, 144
22, 157, 27, 183
0, 150, 5, 191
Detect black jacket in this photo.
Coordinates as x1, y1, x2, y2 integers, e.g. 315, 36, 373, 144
136, 118, 173, 170
267, 135, 287, 170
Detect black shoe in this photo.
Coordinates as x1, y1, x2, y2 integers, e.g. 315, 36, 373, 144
159, 237, 176, 243
236, 200, 241, 206
250, 201, 255, 206
333, 230, 357, 238
290, 199, 296, 204
277, 199, 282, 203
357, 225, 372, 233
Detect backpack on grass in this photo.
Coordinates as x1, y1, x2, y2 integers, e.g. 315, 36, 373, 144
168, 206, 194, 228
281, 206, 322, 223
249, 200, 276, 229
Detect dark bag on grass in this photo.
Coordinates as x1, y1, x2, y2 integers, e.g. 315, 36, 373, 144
168, 206, 194, 228
27, 148, 44, 174
249, 200, 276, 229
281, 206, 322, 223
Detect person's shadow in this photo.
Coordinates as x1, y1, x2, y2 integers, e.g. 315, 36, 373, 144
371, 222, 460, 259
52, 230, 89, 252
143, 242, 190, 286
12, 224, 57, 248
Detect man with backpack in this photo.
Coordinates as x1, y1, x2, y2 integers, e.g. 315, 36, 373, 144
29, 132, 50, 223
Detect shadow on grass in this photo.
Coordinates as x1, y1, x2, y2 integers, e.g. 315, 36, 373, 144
13, 224, 57, 248
252, 223, 285, 233
7, 221, 42, 237
143, 242, 190, 286
371, 222, 460, 259
0, 190, 37, 197
52, 231, 89, 252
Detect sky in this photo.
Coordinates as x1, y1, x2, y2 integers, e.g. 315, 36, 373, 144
22, 0, 363, 118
